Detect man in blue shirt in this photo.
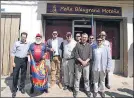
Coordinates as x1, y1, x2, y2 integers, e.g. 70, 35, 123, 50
11, 32, 30, 98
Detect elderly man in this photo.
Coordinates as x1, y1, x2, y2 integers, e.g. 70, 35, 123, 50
11, 32, 30, 98
47, 31, 63, 89
73, 33, 92, 98
100, 31, 111, 89
62, 32, 77, 91
92, 35, 112, 98
29, 33, 49, 94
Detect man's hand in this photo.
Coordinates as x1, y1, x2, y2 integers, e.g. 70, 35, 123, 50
106, 69, 110, 73
82, 61, 87, 66
12, 62, 15, 67
50, 48, 54, 52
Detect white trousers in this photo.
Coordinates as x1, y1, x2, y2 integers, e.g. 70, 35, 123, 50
93, 71, 106, 93
62, 59, 75, 87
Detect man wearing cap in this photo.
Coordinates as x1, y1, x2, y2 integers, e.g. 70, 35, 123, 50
29, 33, 49, 94
62, 32, 77, 91
100, 31, 112, 89
47, 31, 63, 89
75, 33, 81, 43
11, 32, 30, 98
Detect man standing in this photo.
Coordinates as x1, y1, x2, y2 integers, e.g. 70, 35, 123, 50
47, 31, 63, 89
100, 31, 111, 89
62, 32, 77, 91
73, 33, 92, 98
92, 36, 112, 98
89, 35, 97, 88
75, 33, 81, 42
29, 33, 49, 94
11, 32, 30, 98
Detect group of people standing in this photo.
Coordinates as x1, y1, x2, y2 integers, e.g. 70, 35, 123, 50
11, 30, 112, 98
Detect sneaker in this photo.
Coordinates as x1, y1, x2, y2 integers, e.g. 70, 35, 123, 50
68, 87, 73, 92
63, 86, 68, 90
12, 92, 16, 98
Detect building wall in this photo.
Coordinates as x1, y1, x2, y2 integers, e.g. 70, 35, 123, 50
1, 1, 133, 76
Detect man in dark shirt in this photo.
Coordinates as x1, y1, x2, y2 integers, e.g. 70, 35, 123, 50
73, 33, 92, 98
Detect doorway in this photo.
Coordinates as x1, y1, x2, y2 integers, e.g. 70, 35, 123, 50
73, 20, 92, 40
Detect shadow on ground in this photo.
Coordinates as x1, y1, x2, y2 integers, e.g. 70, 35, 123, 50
117, 88, 134, 96
105, 88, 133, 98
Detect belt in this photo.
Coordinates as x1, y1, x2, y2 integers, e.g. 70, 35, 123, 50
15, 56, 27, 59
53, 55, 60, 57
64, 58, 74, 60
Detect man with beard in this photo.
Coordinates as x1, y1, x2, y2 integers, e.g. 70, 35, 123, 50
29, 33, 49, 94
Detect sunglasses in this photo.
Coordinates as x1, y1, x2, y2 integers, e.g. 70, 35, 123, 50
76, 36, 81, 37
90, 38, 94, 39
52, 33, 58, 35
97, 40, 102, 42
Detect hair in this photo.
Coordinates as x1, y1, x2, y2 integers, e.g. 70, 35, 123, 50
76, 33, 81, 36
89, 34, 94, 38
21, 32, 28, 37
82, 33, 88, 37
96, 35, 102, 40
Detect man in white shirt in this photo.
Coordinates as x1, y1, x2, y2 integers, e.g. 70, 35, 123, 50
47, 31, 63, 89
62, 32, 77, 91
100, 31, 112, 89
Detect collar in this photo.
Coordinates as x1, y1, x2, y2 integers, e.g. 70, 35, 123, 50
20, 41, 27, 44
97, 44, 103, 48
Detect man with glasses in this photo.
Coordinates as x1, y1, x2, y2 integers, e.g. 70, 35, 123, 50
62, 32, 77, 92
73, 33, 92, 98
75, 33, 81, 42
47, 31, 63, 89
89, 35, 97, 89
100, 31, 111, 89
92, 35, 112, 98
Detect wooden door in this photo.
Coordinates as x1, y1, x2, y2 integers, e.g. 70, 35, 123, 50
1, 14, 21, 75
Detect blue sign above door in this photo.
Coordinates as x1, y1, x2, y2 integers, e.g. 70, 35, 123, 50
47, 3, 122, 16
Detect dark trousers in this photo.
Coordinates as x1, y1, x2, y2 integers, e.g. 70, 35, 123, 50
12, 57, 28, 93
105, 72, 109, 86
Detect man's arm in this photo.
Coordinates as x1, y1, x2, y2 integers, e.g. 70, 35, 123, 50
106, 47, 112, 71
11, 42, 17, 67
75, 43, 83, 63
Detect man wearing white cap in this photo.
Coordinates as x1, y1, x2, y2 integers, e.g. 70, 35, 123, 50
100, 31, 112, 89
62, 32, 77, 91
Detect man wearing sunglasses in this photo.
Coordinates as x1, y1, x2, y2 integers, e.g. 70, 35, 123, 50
62, 32, 77, 92
89, 35, 97, 89
92, 35, 112, 98
100, 31, 111, 89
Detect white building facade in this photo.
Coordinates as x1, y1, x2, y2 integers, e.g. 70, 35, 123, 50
1, 1, 133, 77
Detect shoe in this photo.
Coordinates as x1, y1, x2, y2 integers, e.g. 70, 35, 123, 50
58, 83, 62, 89
86, 91, 91, 98
68, 87, 73, 92
73, 90, 78, 98
106, 85, 110, 89
100, 92, 105, 98
93, 92, 97, 98
63, 86, 68, 90
20, 88, 25, 94
30, 87, 34, 94
12, 92, 16, 98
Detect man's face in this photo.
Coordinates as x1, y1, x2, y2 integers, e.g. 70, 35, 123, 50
89, 36, 94, 43
76, 34, 81, 41
52, 31, 58, 38
81, 34, 88, 43
97, 38, 103, 46
21, 34, 27, 42
100, 34, 106, 40
66, 35, 72, 42
35, 37, 42, 44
